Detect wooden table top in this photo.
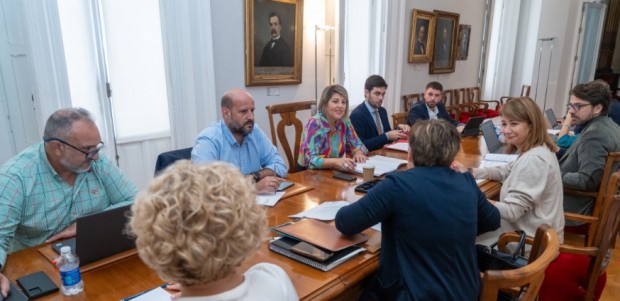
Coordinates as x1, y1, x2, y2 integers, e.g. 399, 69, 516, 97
2, 136, 498, 301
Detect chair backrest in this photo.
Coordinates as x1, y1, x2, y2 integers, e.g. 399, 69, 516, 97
442, 89, 458, 106
265, 101, 315, 173
401, 93, 422, 111
391, 112, 408, 129
480, 224, 560, 301
564, 152, 620, 246
154, 147, 193, 176
521, 85, 531, 97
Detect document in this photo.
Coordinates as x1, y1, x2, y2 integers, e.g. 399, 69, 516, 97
122, 287, 172, 301
479, 153, 518, 168
384, 142, 408, 152
256, 191, 286, 207
289, 200, 350, 220
354, 155, 407, 177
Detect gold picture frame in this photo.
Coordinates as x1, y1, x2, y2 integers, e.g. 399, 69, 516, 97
457, 24, 471, 60
245, 0, 303, 86
430, 10, 460, 74
408, 9, 436, 64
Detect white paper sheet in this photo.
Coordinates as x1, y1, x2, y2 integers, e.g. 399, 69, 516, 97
371, 223, 381, 232
385, 142, 409, 152
256, 191, 286, 207
124, 287, 172, 301
354, 155, 407, 176
289, 200, 350, 220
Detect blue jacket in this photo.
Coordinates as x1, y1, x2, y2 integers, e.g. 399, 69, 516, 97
407, 101, 459, 126
350, 103, 392, 151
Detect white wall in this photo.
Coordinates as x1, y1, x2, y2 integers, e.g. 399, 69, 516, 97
399, 0, 486, 100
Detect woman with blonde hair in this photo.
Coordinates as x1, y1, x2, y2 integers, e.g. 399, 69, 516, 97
298, 84, 367, 171
455, 96, 564, 243
129, 160, 298, 300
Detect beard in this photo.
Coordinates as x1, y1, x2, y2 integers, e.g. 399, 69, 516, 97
230, 120, 254, 136
59, 155, 92, 174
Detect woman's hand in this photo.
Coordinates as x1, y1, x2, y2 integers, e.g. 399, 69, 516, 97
450, 160, 470, 173
337, 157, 357, 172
352, 150, 367, 163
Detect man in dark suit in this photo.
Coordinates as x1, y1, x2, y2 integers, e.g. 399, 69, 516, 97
259, 12, 293, 67
413, 25, 426, 55
350, 75, 409, 151
407, 81, 463, 131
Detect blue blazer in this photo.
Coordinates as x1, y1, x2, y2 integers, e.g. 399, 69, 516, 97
407, 101, 459, 126
350, 103, 392, 151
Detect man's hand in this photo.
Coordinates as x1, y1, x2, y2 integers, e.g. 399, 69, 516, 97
456, 124, 465, 133
385, 130, 408, 141
0, 272, 9, 298
255, 176, 285, 195
45, 222, 77, 243
397, 124, 410, 132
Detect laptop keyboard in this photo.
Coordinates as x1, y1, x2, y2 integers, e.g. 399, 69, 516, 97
355, 179, 382, 193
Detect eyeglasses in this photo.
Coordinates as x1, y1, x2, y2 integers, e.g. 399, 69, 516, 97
45, 138, 104, 159
566, 103, 591, 111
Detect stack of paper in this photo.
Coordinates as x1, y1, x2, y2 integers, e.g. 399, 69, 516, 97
384, 142, 408, 152
354, 155, 407, 177
289, 201, 350, 220
256, 191, 286, 207
479, 153, 518, 168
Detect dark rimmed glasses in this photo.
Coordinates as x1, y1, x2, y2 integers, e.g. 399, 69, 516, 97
566, 103, 591, 111
45, 138, 104, 159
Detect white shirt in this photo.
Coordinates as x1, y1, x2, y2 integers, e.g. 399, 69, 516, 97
426, 104, 439, 120
178, 263, 298, 301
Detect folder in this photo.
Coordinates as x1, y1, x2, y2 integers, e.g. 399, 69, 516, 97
269, 236, 365, 272
271, 219, 367, 252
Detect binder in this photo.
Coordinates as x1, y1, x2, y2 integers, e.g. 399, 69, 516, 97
269, 236, 365, 271
271, 219, 368, 252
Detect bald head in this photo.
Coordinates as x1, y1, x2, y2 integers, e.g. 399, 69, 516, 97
221, 89, 253, 109
221, 89, 256, 139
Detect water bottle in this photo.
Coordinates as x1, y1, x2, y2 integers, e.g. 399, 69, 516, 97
57, 246, 84, 295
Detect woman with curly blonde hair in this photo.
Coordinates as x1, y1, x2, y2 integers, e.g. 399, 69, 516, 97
129, 160, 298, 300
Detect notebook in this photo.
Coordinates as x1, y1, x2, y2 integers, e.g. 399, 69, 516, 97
480, 120, 506, 154
271, 219, 367, 252
269, 236, 365, 272
354, 155, 407, 177
545, 108, 561, 130
460, 116, 485, 137
51, 204, 135, 266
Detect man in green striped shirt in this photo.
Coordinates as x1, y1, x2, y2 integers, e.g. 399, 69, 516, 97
0, 108, 137, 297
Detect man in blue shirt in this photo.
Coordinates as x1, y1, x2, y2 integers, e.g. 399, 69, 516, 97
192, 89, 287, 194
350, 75, 409, 151
0, 108, 137, 298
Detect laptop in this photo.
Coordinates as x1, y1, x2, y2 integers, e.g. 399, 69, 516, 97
545, 108, 561, 130
480, 120, 506, 154
51, 204, 135, 266
460, 116, 485, 137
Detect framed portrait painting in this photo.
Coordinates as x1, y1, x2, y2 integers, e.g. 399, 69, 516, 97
408, 9, 436, 64
429, 10, 459, 74
245, 0, 303, 86
457, 24, 471, 60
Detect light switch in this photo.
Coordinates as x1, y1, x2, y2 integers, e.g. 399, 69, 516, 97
267, 87, 280, 96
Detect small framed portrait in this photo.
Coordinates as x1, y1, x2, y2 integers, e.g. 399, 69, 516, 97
429, 10, 460, 74
245, 0, 303, 86
457, 24, 471, 60
408, 9, 436, 64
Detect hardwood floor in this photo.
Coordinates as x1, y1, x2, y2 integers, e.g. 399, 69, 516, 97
600, 235, 620, 300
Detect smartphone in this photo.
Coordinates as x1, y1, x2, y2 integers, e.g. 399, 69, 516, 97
290, 241, 334, 262
333, 172, 357, 182
277, 181, 295, 191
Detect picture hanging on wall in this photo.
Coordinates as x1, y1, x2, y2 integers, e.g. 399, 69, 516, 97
245, 0, 303, 86
457, 24, 471, 60
429, 10, 459, 74
408, 9, 436, 64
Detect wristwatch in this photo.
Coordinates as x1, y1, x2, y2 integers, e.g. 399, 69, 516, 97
252, 171, 261, 183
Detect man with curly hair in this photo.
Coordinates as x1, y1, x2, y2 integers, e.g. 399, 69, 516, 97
129, 160, 298, 300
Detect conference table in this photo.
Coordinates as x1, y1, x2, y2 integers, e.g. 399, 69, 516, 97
2, 136, 500, 301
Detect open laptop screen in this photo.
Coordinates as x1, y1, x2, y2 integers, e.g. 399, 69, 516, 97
480, 120, 505, 154
544, 108, 560, 129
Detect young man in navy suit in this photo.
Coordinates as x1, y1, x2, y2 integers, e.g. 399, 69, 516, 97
350, 75, 409, 151
407, 81, 464, 133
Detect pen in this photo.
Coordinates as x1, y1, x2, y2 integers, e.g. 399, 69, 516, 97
120, 283, 168, 301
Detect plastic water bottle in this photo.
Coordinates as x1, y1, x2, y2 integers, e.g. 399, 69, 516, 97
57, 246, 84, 295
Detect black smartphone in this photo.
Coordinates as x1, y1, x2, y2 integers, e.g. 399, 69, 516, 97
2, 282, 28, 301
16, 271, 59, 299
277, 181, 295, 191
333, 172, 357, 181
290, 241, 334, 262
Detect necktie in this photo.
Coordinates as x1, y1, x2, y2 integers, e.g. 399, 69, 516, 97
374, 110, 383, 135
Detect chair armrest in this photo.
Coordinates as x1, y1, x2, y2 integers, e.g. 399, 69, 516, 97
496, 232, 535, 253
499, 96, 511, 104
558, 245, 599, 256
478, 99, 501, 110
564, 212, 597, 224
564, 188, 598, 198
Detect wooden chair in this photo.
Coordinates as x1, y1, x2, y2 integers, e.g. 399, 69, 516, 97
538, 171, 620, 301
499, 84, 532, 109
564, 152, 620, 246
392, 112, 408, 129
468, 87, 501, 117
454, 88, 488, 122
481, 224, 560, 301
401, 93, 422, 112
265, 101, 315, 173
